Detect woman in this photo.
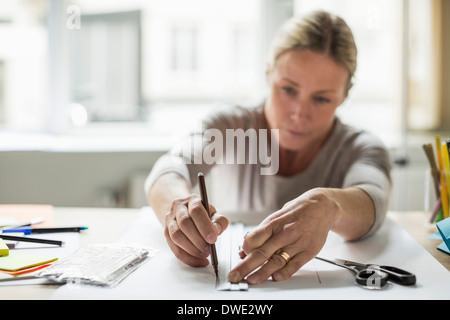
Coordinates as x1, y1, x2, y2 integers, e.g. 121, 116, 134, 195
146, 10, 391, 285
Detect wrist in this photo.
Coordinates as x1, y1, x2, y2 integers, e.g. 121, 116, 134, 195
305, 187, 343, 226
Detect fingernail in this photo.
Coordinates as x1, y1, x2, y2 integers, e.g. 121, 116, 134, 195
201, 246, 210, 257
247, 274, 261, 285
214, 223, 222, 235
206, 233, 216, 244
272, 272, 281, 281
228, 270, 240, 283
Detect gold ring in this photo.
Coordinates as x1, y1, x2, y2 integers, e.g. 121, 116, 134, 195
275, 249, 290, 263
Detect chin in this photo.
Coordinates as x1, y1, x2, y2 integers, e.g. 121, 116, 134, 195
278, 139, 305, 151
276, 132, 306, 150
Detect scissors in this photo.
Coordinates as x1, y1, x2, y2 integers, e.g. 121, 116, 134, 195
315, 256, 416, 289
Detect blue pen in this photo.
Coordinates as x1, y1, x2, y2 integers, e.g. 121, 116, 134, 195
1, 228, 32, 235
1, 227, 88, 234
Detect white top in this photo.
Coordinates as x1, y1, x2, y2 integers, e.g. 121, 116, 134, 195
145, 104, 392, 238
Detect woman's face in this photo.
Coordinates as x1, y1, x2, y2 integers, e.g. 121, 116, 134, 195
264, 50, 349, 151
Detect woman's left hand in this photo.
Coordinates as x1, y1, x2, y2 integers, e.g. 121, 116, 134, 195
227, 188, 341, 285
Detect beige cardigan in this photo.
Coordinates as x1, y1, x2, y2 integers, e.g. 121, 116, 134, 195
145, 104, 392, 238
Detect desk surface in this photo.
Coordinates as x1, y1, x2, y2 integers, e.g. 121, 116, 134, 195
0, 207, 139, 300
0, 208, 448, 300
389, 211, 450, 271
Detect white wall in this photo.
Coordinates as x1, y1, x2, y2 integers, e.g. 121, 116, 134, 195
0, 150, 163, 208
0, 146, 429, 211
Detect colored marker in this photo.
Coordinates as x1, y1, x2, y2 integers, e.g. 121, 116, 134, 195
1, 227, 88, 235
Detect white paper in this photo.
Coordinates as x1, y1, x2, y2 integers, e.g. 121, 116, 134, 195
51, 207, 450, 300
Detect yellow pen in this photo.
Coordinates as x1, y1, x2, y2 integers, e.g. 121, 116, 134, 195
435, 136, 443, 171
436, 136, 449, 219
442, 143, 450, 220
440, 177, 449, 219
442, 142, 450, 198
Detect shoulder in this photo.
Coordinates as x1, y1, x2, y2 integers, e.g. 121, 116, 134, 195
333, 118, 388, 152
202, 103, 266, 131
332, 118, 392, 175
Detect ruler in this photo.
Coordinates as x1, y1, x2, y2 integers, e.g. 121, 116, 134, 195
215, 222, 248, 291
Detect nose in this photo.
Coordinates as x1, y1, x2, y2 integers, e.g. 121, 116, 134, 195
289, 99, 311, 122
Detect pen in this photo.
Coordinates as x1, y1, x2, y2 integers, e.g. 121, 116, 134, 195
0, 234, 64, 246
442, 142, 450, 193
447, 138, 450, 157
430, 197, 442, 223
423, 144, 440, 199
1, 227, 88, 235
198, 172, 219, 279
0, 217, 45, 230
435, 136, 449, 219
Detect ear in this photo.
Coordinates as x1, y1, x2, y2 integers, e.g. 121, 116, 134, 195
265, 67, 272, 85
344, 78, 353, 98
340, 80, 352, 105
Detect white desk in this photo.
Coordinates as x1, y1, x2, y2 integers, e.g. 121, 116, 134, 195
0, 207, 138, 300
0, 208, 449, 300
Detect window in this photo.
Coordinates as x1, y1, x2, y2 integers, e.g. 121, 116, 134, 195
0, 61, 4, 123
294, 0, 449, 144
1, 0, 447, 148
0, 0, 48, 132
171, 24, 198, 72
407, 0, 443, 131
294, 0, 404, 145
68, 10, 142, 122
0, 0, 263, 136
70, 0, 263, 135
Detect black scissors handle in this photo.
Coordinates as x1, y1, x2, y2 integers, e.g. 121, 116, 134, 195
355, 268, 389, 288
378, 265, 416, 286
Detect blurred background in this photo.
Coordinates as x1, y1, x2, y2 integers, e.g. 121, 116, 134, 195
0, 0, 448, 211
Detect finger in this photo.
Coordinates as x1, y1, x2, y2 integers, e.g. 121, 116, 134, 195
228, 243, 279, 283
164, 227, 209, 267
228, 230, 291, 283
166, 215, 210, 259
188, 197, 218, 244
211, 212, 229, 236
241, 223, 274, 254
175, 200, 210, 253
242, 212, 295, 254
272, 251, 314, 282
247, 250, 290, 284
209, 203, 217, 215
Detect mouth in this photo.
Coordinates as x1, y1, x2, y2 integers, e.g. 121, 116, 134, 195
284, 128, 307, 137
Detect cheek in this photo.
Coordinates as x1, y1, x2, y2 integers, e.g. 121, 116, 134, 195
265, 91, 291, 126
316, 107, 338, 126
265, 95, 284, 129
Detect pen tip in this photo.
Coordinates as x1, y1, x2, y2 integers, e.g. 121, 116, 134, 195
198, 172, 204, 177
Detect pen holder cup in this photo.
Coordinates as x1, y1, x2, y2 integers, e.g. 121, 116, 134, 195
424, 168, 440, 230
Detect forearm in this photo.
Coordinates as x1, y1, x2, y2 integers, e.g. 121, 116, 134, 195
228, 186, 376, 284
148, 173, 192, 225
319, 187, 375, 241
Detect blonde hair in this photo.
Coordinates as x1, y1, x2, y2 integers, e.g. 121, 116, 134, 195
267, 10, 357, 92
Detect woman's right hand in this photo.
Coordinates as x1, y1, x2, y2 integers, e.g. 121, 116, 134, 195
164, 194, 229, 267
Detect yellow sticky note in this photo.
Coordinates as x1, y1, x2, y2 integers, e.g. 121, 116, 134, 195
0, 239, 8, 257
0, 252, 57, 271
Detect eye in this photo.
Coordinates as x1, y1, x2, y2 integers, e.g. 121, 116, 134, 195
314, 96, 331, 104
282, 86, 296, 96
